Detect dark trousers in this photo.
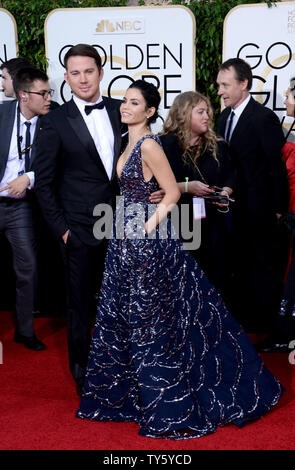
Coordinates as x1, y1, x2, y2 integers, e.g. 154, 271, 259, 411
274, 232, 295, 342
190, 209, 231, 302
0, 199, 37, 336
59, 230, 107, 382
228, 210, 287, 332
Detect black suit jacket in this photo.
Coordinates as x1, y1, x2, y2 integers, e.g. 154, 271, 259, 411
0, 99, 40, 183
33, 96, 124, 246
217, 96, 287, 219
160, 133, 235, 189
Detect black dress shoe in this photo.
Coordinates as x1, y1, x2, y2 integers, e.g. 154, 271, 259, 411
255, 337, 290, 353
14, 331, 46, 351
75, 377, 85, 396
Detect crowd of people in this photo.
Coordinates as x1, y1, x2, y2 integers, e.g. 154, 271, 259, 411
1, 44, 295, 439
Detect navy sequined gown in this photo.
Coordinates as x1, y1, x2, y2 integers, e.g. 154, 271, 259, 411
77, 135, 284, 439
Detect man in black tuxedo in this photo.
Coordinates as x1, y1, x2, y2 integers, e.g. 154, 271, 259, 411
217, 58, 288, 336
34, 44, 125, 394
0, 67, 53, 350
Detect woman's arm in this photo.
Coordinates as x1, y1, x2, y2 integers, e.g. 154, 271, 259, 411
149, 179, 214, 204
178, 180, 214, 196
141, 138, 181, 234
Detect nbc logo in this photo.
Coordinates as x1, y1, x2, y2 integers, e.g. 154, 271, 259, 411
96, 20, 115, 32
96, 19, 145, 34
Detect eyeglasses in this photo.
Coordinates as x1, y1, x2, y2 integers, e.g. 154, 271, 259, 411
23, 89, 54, 99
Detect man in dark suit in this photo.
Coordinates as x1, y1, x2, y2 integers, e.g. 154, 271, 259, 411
216, 58, 288, 338
34, 44, 125, 394
1, 59, 60, 315
0, 67, 53, 350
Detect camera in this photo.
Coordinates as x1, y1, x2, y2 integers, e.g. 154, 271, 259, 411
203, 186, 233, 204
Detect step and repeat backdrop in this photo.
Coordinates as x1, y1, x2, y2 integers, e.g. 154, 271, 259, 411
1, 2, 295, 134
223, 1, 295, 138
0, 5, 196, 130
44, 6, 195, 130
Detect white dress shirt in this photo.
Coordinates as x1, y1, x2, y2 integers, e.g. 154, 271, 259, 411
0, 103, 37, 198
225, 94, 251, 142
73, 95, 115, 180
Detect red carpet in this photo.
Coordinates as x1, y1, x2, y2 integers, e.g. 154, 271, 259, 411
0, 310, 294, 451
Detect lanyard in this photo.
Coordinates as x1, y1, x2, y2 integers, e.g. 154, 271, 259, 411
184, 149, 209, 186
185, 149, 225, 194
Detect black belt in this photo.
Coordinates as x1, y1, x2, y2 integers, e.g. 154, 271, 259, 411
0, 197, 25, 203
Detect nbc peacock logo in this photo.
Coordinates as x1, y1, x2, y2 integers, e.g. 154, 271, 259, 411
95, 18, 145, 34
96, 20, 115, 32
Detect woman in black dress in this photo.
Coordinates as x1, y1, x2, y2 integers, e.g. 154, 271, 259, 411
155, 91, 236, 299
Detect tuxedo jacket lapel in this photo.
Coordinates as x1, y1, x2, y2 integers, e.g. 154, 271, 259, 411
29, 116, 41, 169
103, 97, 122, 179
218, 106, 231, 138
228, 97, 254, 145
0, 101, 17, 181
219, 97, 255, 143
66, 99, 110, 179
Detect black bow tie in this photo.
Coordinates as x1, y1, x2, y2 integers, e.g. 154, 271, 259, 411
84, 101, 105, 115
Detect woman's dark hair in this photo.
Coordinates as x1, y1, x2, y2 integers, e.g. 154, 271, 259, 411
128, 79, 161, 125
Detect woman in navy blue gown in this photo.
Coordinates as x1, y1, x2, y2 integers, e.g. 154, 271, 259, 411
77, 80, 284, 439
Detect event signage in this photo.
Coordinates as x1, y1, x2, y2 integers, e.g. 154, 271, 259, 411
0, 8, 18, 102
45, 6, 196, 129
223, 1, 295, 138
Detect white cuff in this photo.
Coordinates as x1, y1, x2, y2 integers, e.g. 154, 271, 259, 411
26, 171, 35, 189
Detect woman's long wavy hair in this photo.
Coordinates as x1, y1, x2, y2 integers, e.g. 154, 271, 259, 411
162, 91, 221, 167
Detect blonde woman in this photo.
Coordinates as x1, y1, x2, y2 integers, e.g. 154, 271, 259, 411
157, 91, 235, 299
